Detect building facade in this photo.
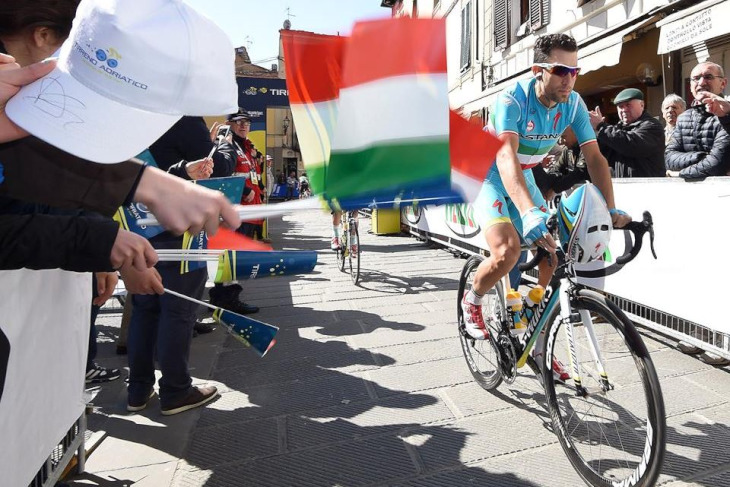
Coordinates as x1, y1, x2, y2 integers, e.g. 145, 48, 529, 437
384, 0, 730, 128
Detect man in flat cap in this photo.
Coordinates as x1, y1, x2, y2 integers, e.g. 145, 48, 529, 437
666, 61, 730, 179
589, 88, 665, 177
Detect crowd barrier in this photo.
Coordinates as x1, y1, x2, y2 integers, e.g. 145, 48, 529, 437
0, 269, 89, 487
401, 177, 730, 360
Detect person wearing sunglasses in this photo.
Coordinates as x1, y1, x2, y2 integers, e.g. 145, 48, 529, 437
588, 87, 665, 178
666, 61, 730, 178
462, 33, 630, 356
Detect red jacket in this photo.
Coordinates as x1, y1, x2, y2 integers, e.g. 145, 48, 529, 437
233, 138, 263, 224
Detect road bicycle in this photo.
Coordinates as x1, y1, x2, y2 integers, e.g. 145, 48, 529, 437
457, 211, 665, 487
335, 210, 360, 284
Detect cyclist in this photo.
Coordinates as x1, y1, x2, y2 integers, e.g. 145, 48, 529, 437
461, 34, 630, 346
299, 172, 311, 198
330, 210, 358, 257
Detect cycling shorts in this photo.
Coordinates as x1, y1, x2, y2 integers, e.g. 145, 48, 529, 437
474, 165, 547, 237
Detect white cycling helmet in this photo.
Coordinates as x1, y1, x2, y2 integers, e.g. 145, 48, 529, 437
557, 183, 612, 263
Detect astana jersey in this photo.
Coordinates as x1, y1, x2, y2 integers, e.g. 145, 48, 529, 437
488, 77, 596, 170
475, 78, 596, 232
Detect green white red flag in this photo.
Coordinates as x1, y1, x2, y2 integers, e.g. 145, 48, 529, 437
282, 18, 502, 207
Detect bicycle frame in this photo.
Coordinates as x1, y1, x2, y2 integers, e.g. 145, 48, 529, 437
501, 253, 612, 395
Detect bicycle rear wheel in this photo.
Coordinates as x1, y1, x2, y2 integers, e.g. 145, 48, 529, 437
348, 222, 360, 284
456, 255, 503, 391
542, 289, 665, 487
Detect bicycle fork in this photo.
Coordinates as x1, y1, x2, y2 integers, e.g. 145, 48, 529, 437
557, 280, 611, 397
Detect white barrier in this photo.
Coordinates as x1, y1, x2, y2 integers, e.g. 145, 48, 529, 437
0, 269, 89, 487
402, 177, 730, 354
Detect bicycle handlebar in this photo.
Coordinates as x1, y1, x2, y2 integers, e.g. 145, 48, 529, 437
517, 211, 656, 274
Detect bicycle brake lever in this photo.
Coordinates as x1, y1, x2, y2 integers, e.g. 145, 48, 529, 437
642, 211, 657, 259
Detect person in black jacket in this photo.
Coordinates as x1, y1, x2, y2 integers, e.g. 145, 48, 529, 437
666, 62, 730, 179
126, 116, 239, 415
589, 88, 665, 177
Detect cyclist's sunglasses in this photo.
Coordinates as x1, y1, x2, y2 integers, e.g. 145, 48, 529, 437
535, 63, 581, 77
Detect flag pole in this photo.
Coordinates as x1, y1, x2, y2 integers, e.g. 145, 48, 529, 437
164, 287, 218, 311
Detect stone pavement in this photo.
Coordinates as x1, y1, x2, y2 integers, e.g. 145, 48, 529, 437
68, 209, 730, 487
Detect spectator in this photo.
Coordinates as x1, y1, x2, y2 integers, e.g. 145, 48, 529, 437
207, 108, 260, 316
666, 62, 730, 178
661, 93, 686, 144
229, 109, 264, 239
589, 88, 665, 177
286, 171, 297, 200
532, 127, 589, 200
126, 117, 231, 416
265, 155, 275, 197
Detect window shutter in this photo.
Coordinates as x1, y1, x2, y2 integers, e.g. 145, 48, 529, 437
494, 0, 508, 50
530, 0, 550, 31
460, 1, 472, 70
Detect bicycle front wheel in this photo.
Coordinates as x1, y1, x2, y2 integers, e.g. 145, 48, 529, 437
456, 255, 503, 391
543, 289, 665, 487
337, 224, 347, 272
348, 222, 360, 284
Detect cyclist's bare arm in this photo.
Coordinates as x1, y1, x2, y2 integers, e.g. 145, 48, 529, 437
497, 133, 536, 214
581, 142, 631, 228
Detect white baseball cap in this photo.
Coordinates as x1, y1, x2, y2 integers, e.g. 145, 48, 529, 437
7, 0, 239, 163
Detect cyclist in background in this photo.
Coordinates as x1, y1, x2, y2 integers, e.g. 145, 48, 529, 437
299, 172, 311, 198
461, 33, 630, 342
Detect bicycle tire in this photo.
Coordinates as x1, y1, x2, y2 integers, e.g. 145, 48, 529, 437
542, 289, 665, 487
349, 221, 360, 284
456, 255, 503, 391
337, 221, 347, 272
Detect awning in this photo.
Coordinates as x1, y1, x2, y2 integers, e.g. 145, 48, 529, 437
579, 16, 659, 75
657, 0, 730, 54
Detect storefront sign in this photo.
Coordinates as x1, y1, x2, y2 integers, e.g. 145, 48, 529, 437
658, 1, 730, 54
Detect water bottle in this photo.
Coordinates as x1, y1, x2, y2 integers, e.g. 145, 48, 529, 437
506, 289, 522, 328
518, 285, 545, 329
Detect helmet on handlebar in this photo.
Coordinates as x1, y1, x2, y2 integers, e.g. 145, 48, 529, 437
557, 183, 612, 264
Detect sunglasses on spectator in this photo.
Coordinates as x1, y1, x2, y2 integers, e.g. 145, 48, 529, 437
232, 120, 251, 126
535, 63, 581, 77
690, 73, 723, 83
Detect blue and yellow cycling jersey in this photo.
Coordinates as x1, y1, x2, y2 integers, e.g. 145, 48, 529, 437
475, 77, 596, 233
488, 77, 596, 170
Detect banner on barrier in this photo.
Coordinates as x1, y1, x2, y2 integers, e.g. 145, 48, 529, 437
0, 270, 89, 487
402, 178, 730, 335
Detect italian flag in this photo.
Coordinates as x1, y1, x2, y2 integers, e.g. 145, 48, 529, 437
282, 18, 501, 206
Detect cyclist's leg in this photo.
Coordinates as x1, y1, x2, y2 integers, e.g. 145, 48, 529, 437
331, 210, 342, 250
470, 174, 522, 296
461, 176, 521, 339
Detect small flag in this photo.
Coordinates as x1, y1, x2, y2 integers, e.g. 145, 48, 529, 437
214, 250, 318, 283
207, 227, 272, 251
212, 309, 278, 356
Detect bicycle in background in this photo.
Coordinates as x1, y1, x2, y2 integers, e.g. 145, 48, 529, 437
457, 198, 665, 487
335, 210, 360, 284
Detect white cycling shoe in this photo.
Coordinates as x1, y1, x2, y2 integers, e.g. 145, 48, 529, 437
461, 295, 489, 340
